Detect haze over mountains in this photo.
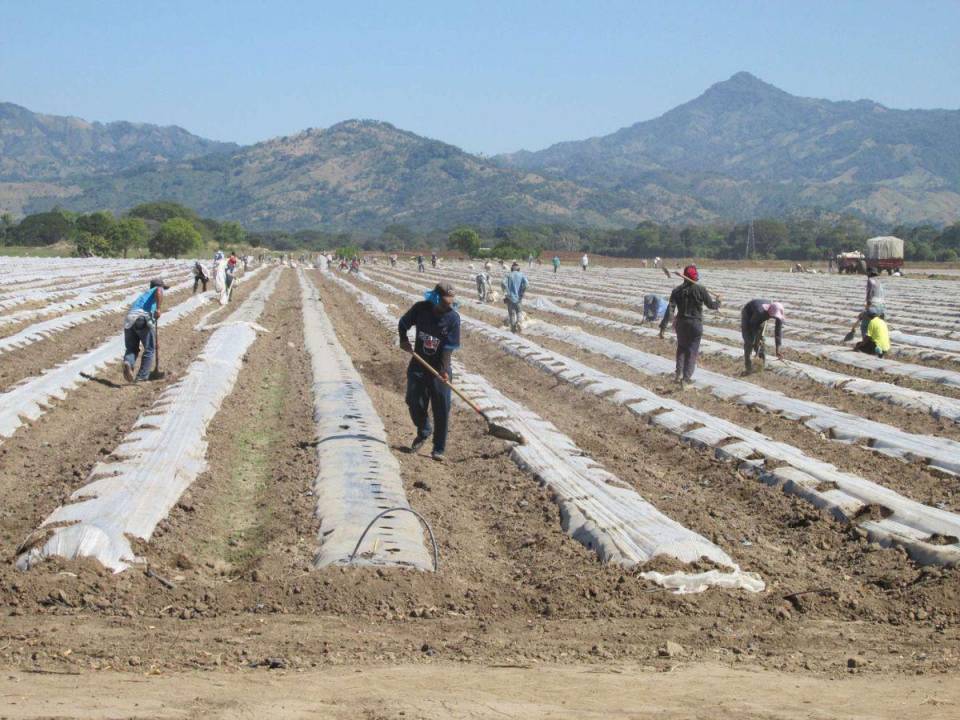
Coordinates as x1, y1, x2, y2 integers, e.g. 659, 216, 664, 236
1, 73, 958, 231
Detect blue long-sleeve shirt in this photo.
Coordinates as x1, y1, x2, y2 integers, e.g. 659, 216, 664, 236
501, 270, 528, 304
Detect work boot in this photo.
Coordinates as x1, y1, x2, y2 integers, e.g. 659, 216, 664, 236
122, 362, 134, 383
410, 434, 430, 452
431, 450, 445, 463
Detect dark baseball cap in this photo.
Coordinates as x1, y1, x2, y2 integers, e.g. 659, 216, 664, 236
150, 278, 171, 289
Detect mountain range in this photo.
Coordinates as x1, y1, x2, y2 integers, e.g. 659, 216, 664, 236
1, 73, 958, 231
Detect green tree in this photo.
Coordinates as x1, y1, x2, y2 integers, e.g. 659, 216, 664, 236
448, 227, 481, 257
109, 217, 149, 258
214, 220, 246, 249
10, 210, 74, 246
128, 201, 199, 224
149, 217, 201, 258
76, 211, 116, 238
0, 213, 13, 245
75, 231, 111, 257
381, 223, 415, 249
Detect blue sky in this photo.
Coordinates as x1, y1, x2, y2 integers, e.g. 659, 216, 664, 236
2, 1, 958, 154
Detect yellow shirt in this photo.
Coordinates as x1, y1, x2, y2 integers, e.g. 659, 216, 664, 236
867, 316, 891, 353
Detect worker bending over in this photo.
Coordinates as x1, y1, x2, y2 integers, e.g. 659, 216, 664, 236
192, 260, 208, 293
642, 294, 668, 323
122, 278, 168, 383
398, 282, 461, 462
475, 269, 491, 302
659, 265, 721, 388
740, 300, 785, 374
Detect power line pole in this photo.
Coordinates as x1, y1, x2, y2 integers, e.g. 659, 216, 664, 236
745, 220, 756, 259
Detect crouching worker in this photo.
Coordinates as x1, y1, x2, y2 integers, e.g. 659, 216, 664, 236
122, 278, 168, 383
855, 315, 890, 358
642, 293, 668, 323
399, 282, 461, 462
740, 300, 785, 374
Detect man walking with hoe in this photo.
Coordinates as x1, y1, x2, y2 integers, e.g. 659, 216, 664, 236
399, 282, 462, 462
502, 261, 529, 333
122, 278, 168, 383
659, 265, 721, 389
740, 300, 785, 374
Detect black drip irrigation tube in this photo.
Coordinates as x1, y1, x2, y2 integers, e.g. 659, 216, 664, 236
348, 507, 440, 572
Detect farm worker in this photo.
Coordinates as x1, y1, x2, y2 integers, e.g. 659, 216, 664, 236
861, 269, 886, 339
476, 270, 491, 302
642, 294, 668, 323
431, 253, 438, 268
552, 255, 560, 273
213, 249, 224, 262
398, 282, 461, 462
659, 265, 721, 388
502, 261, 529, 333
224, 258, 237, 295
192, 260, 208, 293
417, 254, 425, 272
350, 258, 361, 273
390, 254, 398, 267
653, 256, 661, 269
122, 278, 167, 383
212, 256, 228, 305
527, 254, 534, 268
581, 253, 589, 271
855, 315, 891, 358
740, 300, 785, 374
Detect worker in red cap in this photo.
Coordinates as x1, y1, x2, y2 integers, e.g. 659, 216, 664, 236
740, 300, 785, 374
659, 265, 721, 388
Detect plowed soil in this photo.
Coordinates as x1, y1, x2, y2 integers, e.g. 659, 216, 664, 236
1, 263, 957, 719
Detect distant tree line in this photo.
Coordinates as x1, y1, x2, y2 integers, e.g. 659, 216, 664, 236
3, 204, 958, 262
0, 202, 248, 259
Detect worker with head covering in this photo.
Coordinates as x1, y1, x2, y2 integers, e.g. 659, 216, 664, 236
398, 282, 461, 462
501, 261, 529, 333
740, 300, 785, 374
659, 265, 721, 388
861, 269, 886, 340
122, 278, 168, 383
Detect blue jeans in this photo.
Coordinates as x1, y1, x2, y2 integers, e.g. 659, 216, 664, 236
124, 320, 155, 380
406, 363, 452, 454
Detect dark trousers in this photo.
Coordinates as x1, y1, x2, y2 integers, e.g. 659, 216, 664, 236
741, 309, 766, 372
123, 321, 155, 380
675, 317, 703, 381
406, 363, 452, 454
193, 276, 208, 293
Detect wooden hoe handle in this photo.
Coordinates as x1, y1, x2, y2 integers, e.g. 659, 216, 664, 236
409, 350, 484, 416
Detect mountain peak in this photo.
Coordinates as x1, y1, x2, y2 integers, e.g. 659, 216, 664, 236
705, 71, 784, 97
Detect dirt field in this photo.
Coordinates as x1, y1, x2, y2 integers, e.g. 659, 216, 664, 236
1, 260, 958, 718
